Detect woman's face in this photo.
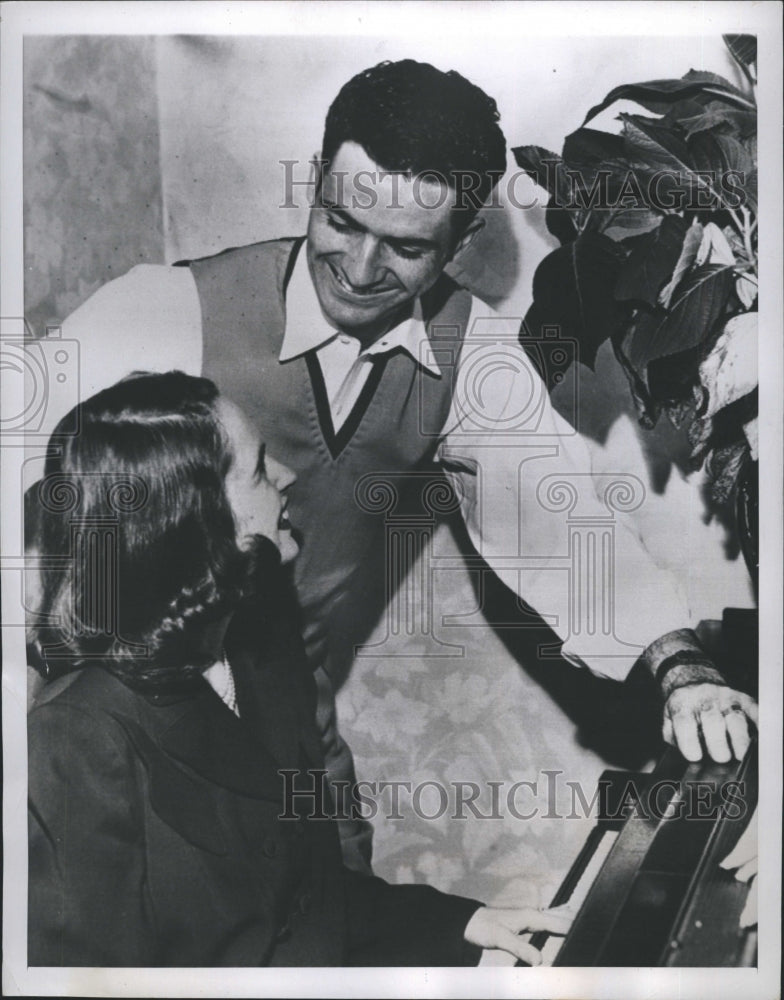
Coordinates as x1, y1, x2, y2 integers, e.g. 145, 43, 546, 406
217, 398, 299, 564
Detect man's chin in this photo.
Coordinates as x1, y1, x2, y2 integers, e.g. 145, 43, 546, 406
278, 532, 300, 565
316, 275, 401, 333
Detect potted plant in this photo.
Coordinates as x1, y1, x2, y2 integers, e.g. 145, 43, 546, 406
513, 34, 758, 574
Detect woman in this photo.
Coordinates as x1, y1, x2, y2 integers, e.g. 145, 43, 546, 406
28, 370, 569, 966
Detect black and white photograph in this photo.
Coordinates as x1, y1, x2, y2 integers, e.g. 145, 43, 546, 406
2, 2, 781, 997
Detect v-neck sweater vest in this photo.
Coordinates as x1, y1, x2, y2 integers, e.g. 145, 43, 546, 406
188, 237, 473, 658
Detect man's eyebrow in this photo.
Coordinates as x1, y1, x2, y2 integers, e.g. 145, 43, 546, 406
254, 442, 266, 480
327, 206, 439, 251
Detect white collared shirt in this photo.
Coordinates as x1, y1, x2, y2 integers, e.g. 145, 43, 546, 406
280, 248, 441, 430
58, 246, 692, 681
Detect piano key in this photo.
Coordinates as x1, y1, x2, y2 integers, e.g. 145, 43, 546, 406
479, 827, 618, 966
539, 827, 618, 965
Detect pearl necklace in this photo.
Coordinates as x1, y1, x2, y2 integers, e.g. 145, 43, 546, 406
205, 653, 239, 717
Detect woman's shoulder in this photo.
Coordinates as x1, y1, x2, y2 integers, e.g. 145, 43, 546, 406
28, 666, 143, 744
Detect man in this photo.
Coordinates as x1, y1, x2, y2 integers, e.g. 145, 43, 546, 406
53, 59, 757, 871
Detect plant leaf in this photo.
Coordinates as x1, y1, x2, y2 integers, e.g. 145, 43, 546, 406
723, 34, 757, 69
706, 440, 749, 505
696, 222, 736, 268
744, 168, 758, 216
620, 115, 697, 177
523, 232, 627, 371
736, 273, 757, 309
647, 343, 702, 404
600, 206, 663, 242
615, 215, 689, 307
512, 145, 564, 197
679, 104, 757, 139
743, 415, 758, 461
698, 312, 758, 419
689, 131, 754, 178
620, 115, 741, 212
562, 128, 627, 166
659, 221, 704, 307
582, 71, 754, 125
626, 264, 734, 373
612, 332, 660, 428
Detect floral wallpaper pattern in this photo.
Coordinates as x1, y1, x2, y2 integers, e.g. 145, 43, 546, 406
337, 521, 617, 908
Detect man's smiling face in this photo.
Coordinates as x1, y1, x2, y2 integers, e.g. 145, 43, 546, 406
306, 142, 461, 344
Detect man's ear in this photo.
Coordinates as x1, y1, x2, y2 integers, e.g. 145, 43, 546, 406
450, 215, 485, 261
310, 152, 325, 202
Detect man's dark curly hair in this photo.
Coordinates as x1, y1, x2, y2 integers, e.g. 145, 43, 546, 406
321, 59, 507, 216
32, 371, 249, 692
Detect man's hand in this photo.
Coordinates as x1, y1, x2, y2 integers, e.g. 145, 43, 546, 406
662, 683, 758, 762
719, 806, 758, 927
464, 904, 573, 965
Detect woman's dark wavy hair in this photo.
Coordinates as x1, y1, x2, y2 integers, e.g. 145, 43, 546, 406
321, 59, 507, 218
32, 371, 247, 692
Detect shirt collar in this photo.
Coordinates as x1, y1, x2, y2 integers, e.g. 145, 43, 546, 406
279, 241, 442, 376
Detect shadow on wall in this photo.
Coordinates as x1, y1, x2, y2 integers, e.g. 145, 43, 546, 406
446, 205, 522, 309
24, 36, 165, 336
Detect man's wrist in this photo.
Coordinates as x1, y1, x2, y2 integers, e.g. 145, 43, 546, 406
658, 660, 727, 701
640, 627, 726, 700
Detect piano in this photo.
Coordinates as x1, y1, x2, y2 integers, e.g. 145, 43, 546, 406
525, 738, 758, 966
484, 609, 759, 968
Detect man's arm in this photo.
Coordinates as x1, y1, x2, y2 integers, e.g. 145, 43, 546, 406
437, 309, 756, 761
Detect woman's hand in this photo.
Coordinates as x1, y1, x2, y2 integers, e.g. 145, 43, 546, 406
464, 903, 574, 965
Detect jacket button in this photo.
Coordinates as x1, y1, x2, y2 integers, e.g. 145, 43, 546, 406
299, 892, 312, 914
262, 837, 278, 858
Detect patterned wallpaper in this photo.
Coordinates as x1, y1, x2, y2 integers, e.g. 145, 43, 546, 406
24, 36, 164, 336
336, 519, 662, 906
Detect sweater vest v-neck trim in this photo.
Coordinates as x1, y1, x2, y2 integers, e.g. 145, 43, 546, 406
187, 237, 472, 631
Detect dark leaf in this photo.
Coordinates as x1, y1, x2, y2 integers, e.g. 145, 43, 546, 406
689, 131, 754, 177
544, 194, 580, 245
582, 71, 753, 125
612, 331, 660, 428
625, 264, 734, 373
559, 159, 642, 213
706, 439, 749, 504
647, 343, 703, 404
659, 221, 704, 308
562, 128, 627, 166
723, 34, 757, 69
621, 115, 745, 212
620, 114, 695, 175
681, 69, 750, 96
615, 215, 689, 307
679, 104, 757, 139
512, 145, 564, 197
600, 207, 663, 242
688, 413, 714, 461
659, 98, 716, 128
523, 232, 628, 371
664, 398, 697, 430
743, 168, 758, 216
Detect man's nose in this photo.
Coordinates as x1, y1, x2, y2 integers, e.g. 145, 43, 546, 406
343, 235, 382, 288
267, 456, 296, 492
